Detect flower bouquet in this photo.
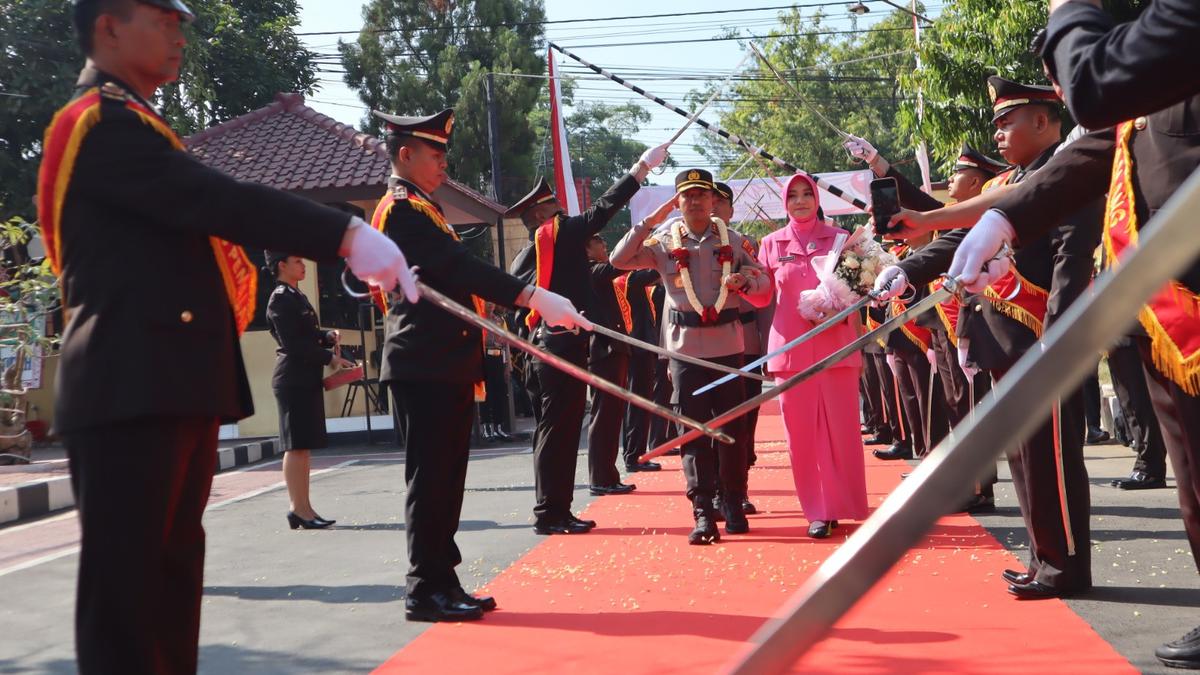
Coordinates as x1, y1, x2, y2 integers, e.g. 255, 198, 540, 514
797, 226, 898, 321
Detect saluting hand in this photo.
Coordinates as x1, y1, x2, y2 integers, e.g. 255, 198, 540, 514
641, 197, 677, 231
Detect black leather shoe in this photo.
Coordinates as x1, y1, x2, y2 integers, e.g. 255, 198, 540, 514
287, 512, 332, 530
688, 509, 720, 545
1157, 625, 1200, 669
711, 496, 726, 522
1001, 569, 1031, 585
1085, 427, 1111, 445
1007, 580, 1079, 600
961, 494, 996, 514
1115, 471, 1167, 490
741, 499, 757, 515
568, 514, 597, 529
590, 482, 637, 496
865, 435, 894, 446
406, 591, 484, 622
723, 497, 749, 535
873, 444, 913, 461
625, 461, 662, 472
533, 518, 592, 535
452, 587, 497, 612
808, 521, 832, 538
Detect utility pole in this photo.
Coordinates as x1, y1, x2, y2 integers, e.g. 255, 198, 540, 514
485, 72, 517, 436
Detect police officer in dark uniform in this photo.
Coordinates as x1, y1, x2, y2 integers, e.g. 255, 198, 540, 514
264, 252, 356, 530
369, 109, 589, 622
507, 145, 666, 535
948, 1, 1200, 664
876, 77, 1102, 600
619, 266, 662, 471
49, 1, 414, 671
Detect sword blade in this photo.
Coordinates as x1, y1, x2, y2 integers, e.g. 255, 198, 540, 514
590, 323, 770, 382
722, 165, 1200, 674
645, 286, 953, 462
692, 294, 874, 397
414, 282, 734, 445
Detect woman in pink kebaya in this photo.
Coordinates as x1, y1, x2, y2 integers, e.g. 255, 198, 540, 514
756, 173, 868, 538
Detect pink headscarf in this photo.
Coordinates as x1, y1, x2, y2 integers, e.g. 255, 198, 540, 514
782, 172, 821, 238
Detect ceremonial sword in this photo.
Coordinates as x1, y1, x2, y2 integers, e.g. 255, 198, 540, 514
722, 166, 1200, 674
692, 293, 877, 396
642, 279, 960, 462
589, 323, 770, 382
341, 270, 734, 445
548, 42, 869, 211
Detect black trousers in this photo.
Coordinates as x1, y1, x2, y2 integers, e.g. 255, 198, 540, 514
994, 369, 1092, 591
390, 380, 474, 597
932, 329, 996, 493
587, 353, 629, 486
622, 350, 656, 465
671, 353, 747, 508
1108, 336, 1167, 478
1083, 369, 1104, 432
1137, 336, 1200, 568
860, 354, 887, 438
66, 416, 218, 675
867, 352, 905, 445
892, 348, 944, 458
742, 355, 764, 468
480, 353, 508, 427
527, 332, 589, 521
647, 356, 678, 450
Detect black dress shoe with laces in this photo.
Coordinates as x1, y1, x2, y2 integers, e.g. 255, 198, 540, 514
625, 461, 662, 472
568, 514, 596, 529
452, 587, 497, 612
741, 498, 757, 515
688, 509, 720, 545
1007, 580, 1083, 600
590, 482, 637, 496
1157, 625, 1200, 669
865, 435, 894, 446
406, 591, 484, 622
533, 518, 592, 535
1001, 569, 1031, 585
873, 443, 913, 461
1085, 427, 1112, 445
1114, 471, 1167, 490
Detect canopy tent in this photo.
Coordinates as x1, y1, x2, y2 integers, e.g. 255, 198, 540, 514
628, 169, 871, 225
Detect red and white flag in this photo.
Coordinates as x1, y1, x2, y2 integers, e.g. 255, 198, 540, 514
548, 50, 581, 216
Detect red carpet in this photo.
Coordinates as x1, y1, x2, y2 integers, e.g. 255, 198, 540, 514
376, 402, 1134, 673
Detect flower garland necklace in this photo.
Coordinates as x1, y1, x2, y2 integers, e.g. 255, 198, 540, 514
670, 217, 734, 324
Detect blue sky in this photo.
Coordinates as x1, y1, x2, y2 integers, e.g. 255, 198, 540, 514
297, 1, 931, 182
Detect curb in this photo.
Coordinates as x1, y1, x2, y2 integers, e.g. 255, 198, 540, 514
0, 438, 279, 527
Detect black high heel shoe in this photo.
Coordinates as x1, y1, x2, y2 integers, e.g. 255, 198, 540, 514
287, 512, 333, 530
312, 514, 337, 527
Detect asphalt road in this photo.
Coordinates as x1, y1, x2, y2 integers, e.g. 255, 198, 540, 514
0, 437, 1195, 674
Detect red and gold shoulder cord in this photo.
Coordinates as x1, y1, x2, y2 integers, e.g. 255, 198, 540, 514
890, 297, 932, 352
37, 87, 256, 333
1106, 119, 1200, 394
369, 187, 489, 401
978, 169, 1049, 337
523, 215, 561, 330
611, 272, 634, 334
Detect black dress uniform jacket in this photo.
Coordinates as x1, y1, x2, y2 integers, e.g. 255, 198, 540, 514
588, 263, 634, 363
55, 68, 348, 434
378, 178, 526, 384
266, 283, 336, 389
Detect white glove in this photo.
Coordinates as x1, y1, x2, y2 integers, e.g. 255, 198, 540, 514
344, 217, 420, 303
843, 134, 879, 164
529, 288, 594, 331
947, 209, 1016, 294
873, 266, 909, 302
957, 341, 980, 379
639, 142, 671, 171
926, 348, 937, 367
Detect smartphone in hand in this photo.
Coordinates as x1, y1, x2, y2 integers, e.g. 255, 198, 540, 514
870, 177, 901, 234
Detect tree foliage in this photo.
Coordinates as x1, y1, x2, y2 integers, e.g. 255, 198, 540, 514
340, 0, 546, 201
898, 0, 1149, 174
700, 7, 920, 185
0, 0, 318, 221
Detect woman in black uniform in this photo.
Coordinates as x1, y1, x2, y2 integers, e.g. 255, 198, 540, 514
265, 251, 355, 530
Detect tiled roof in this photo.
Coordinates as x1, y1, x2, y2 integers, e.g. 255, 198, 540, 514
184, 93, 504, 214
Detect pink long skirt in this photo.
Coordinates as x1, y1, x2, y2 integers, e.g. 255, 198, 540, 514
776, 367, 868, 522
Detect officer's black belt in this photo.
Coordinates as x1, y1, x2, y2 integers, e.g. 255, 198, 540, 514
669, 308, 740, 327
739, 311, 757, 324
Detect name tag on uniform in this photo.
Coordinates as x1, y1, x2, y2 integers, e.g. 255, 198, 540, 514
778, 255, 796, 262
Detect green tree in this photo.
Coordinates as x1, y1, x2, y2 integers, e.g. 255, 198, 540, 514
898, 0, 1148, 174
699, 7, 920, 185
339, 0, 546, 201
0, 0, 319, 221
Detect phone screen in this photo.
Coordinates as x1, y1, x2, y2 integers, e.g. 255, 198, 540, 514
871, 178, 900, 233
